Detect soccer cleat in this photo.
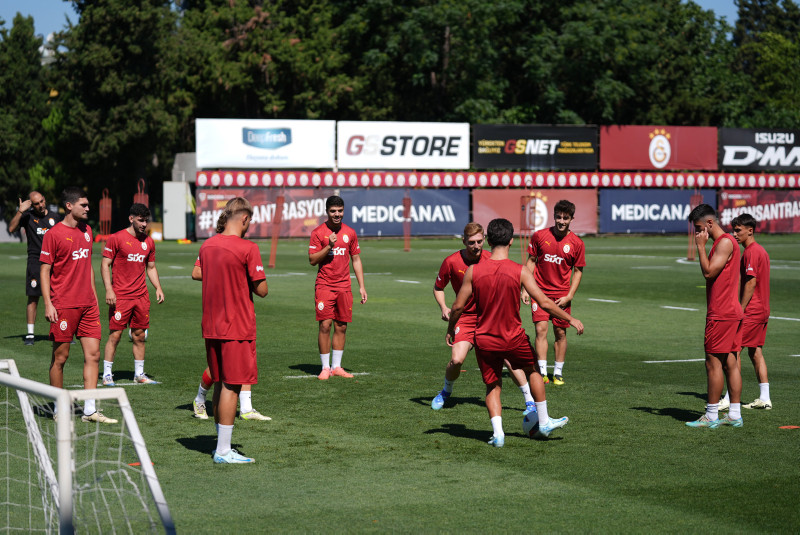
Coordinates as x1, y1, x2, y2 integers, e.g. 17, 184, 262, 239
134, 374, 160, 384
716, 414, 743, 427
192, 400, 209, 419
102, 374, 115, 386
523, 401, 537, 416
717, 398, 730, 411
541, 374, 550, 384
239, 410, 272, 421
212, 449, 255, 464
318, 367, 331, 380
24, 335, 35, 346
534, 416, 569, 439
686, 414, 719, 428
487, 435, 505, 448
81, 411, 118, 424
431, 390, 451, 410
552, 374, 565, 386
331, 367, 353, 378
743, 398, 772, 410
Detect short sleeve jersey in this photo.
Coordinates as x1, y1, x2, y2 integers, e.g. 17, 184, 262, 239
707, 233, 744, 321
527, 227, 586, 294
102, 229, 155, 299
471, 259, 528, 352
435, 249, 491, 314
196, 233, 265, 341
741, 241, 770, 321
20, 210, 61, 260
39, 222, 96, 309
309, 222, 360, 290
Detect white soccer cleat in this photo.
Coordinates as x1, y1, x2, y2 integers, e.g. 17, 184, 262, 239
192, 400, 209, 419
81, 411, 118, 424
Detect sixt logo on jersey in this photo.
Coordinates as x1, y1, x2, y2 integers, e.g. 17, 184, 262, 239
543, 254, 564, 265
242, 128, 291, 150
127, 253, 146, 262
330, 247, 347, 256
72, 248, 89, 260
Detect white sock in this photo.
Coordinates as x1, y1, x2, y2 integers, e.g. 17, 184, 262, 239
239, 390, 253, 413
195, 384, 208, 405
759, 383, 770, 401
103, 361, 113, 376
721, 391, 730, 403
216, 424, 233, 456
320, 353, 330, 369
554, 361, 564, 376
332, 349, 344, 369
518, 383, 534, 403
84, 399, 96, 416
27, 323, 34, 335
538, 360, 548, 376
134, 360, 144, 377
443, 378, 455, 393
536, 401, 550, 425
705, 403, 719, 421
490, 416, 503, 437
729, 403, 741, 420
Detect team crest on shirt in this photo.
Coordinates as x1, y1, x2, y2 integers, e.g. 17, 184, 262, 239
49, 218, 55, 226
342, 234, 349, 244
317, 302, 324, 311
454, 326, 460, 334
141, 242, 147, 251
30, 279, 37, 288
563, 244, 571, 254
84, 232, 90, 242
532, 303, 538, 312
114, 311, 122, 321
59, 320, 68, 331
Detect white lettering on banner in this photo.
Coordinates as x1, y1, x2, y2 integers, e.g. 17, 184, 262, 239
611, 204, 689, 221
127, 253, 146, 262
722, 145, 800, 167
72, 248, 89, 260
720, 201, 800, 226
346, 136, 460, 157
351, 204, 457, 224
754, 132, 795, 144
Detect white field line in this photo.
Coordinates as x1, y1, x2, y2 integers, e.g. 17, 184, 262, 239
661, 306, 698, 311
395, 279, 421, 284
770, 315, 800, 321
284, 372, 370, 379
643, 359, 705, 364
791, 355, 800, 357
588, 298, 620, 303
168, 265, 184, 269
68, 382, 160, 388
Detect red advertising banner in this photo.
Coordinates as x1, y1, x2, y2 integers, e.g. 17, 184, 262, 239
718, 190, 800, 233
196, 188, 335, 239
472, 189, 598, 235
600, 125, 717, 171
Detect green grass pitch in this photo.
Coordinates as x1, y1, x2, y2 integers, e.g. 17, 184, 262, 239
1, 233, 799, 533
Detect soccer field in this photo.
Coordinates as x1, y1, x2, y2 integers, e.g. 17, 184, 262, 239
1, 234, 799, 533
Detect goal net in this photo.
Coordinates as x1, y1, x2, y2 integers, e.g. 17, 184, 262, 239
0, 359, 175, 534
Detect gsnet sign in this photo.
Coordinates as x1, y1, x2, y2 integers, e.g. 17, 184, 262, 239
719, 128, 800, 171
473, 125, 597, 170
337, 121, 470, 169
196, 119, 335, 169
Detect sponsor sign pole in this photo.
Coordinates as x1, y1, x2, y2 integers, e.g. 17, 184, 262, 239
403, 192, 412, 252
268, 192, 285, 268
687, 191, 704, 261
99, 188, 112, 241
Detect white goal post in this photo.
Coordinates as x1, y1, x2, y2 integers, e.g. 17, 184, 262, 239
0, 359, 175, 534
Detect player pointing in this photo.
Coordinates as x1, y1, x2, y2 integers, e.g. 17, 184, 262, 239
308, 195, 367, 380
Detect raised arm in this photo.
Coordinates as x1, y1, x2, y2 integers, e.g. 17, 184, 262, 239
696, 229, 732, 280
7, 198, 31, 234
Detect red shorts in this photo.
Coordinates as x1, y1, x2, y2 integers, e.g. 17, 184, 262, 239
49, 305, 102, 343
741, 319, 768, 348
474, 335, 536, 385
531, 294, 571, 329
452, 313, 477, 345
315, 286, 353, 323
205, 339, 258, 385
108, 296, 150, 330
704, 318, 742, 354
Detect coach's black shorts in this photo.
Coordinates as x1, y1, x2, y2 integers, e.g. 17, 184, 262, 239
26, 260, 42, 297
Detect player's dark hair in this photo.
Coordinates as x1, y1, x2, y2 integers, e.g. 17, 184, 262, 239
731, 213, 757, 230
486, 218, 514, 247
62, 186, 87, 208
554, 199, 576, 218
326, 195, 344, 210
688, 203, 716, 223
463, 222, 484, 239
130, 203, 151, 219
215, 197, 253, 234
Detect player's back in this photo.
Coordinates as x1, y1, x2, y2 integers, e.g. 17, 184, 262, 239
472, 258, 526, 351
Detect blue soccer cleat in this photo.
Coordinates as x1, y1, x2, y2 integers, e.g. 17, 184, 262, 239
716, 414, 743, 427
487, 435, 505, 448
213, 449, 255, 464
686, 415, 720, 428
431, 390, 450, 410
533, 416, 569, 439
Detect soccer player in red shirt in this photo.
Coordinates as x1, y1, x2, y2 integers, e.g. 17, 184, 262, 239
447, 219, 584, 447
308, 196, 367, 380
522, 200, 585, 386
100, 203, 164, 386
731, 213, 772, 410
40, 187, 116, 424
686, 204, 744, 428
192, 197, 268, 463
431, 222, 536, 413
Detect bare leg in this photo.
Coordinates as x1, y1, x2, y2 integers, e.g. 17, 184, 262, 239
748, 346, 768, 384
104, 330, 123, 363
445, 342, 471, 382
49, 341, 71, 388
722, 351, 742, 404
485, 381, 502, 418
705, 353, 726, 404
318, 319, 333, 354
131, 328, 146, 361
214, 382, 241, 426
332, 320, 347, 351
553, 326, 567, 364
26, 296, 39, 324
80, 336, 101, 391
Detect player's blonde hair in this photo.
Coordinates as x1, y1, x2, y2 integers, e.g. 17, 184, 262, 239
215, 197, 253, 234
463, 222, 484, 239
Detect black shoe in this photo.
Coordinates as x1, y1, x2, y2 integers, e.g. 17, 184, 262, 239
24, 335, 35, 346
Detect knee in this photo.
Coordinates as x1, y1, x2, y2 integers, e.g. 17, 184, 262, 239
319, 321, 332, 335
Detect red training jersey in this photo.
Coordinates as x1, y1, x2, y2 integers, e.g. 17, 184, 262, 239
706, 233, 743, 321
435, 249, 490, 314
196, 234, 265, 341
528, 227, 586, 294
39, 222, 96, 309
103, 229, 155, 299
309, 222, 360, 290
471, 258, 528, 352
741, 241, 770, 322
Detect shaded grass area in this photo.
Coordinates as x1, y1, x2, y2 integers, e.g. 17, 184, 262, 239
1, 233, 799, 532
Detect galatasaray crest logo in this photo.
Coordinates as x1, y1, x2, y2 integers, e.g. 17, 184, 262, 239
454, 326, 460, 335
49, 218, 55, 226
317, 302, 324, 311
142, 242, 147, 251
30, 279, 37, 288
59, 320, 68, 331
114, 311, 122, 321
84, 232, 91, 242
648, 128, 671, 169
563, 244, 571, 254
342, 234, 349, 244
532, 303, 538, 312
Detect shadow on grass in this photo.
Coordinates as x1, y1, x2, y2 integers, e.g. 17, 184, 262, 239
176, 403, 214, 418
3, 334, 50, 343
176, 435, 249, 456
288, 363, 322, 376
676, 391, 708, 401
424, 423, 490, 443
409, 395, 484, 409
631, 406, 702, 421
